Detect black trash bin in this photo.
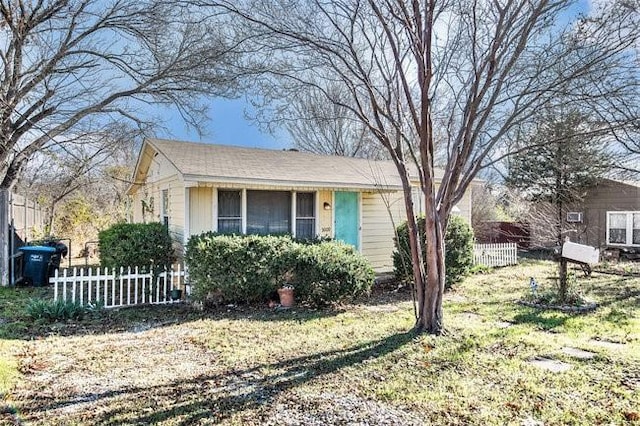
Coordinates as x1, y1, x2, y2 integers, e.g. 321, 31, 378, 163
19, 246, 57, 287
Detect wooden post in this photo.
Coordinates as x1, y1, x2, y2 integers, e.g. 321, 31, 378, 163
0, 189, 9, 286
559, 258, 568, 301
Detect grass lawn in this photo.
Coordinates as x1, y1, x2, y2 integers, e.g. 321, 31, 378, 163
1, 260, 639, 425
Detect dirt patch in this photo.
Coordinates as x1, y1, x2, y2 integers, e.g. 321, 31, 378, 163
262, 391, 423, 426
12, 323, 219, 424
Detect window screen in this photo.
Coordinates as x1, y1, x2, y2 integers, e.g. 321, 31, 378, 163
609, 213, 627, 244
296, 192, 315, 239
218, 190, 241, 233
247, 191, 291, 235
634, 214, 640, 245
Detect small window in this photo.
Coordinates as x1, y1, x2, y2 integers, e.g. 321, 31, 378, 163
218, 190, 241, 233
161, 190, 169, 227
607, 212, 640, 246
609, 213, 626, 244
296, 192, 316, 239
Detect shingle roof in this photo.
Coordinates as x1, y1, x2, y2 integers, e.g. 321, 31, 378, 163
603, 178, 640, 188
147, 138, 441, 189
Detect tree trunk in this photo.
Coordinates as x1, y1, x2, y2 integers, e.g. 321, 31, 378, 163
414, 192, 446, 335
415, 229, 446, 334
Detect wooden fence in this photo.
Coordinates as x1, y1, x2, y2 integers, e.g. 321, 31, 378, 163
51, 265, 188, 308
10, 192, 43, 242
473, 243, 518, 267
1, 189, 44, 286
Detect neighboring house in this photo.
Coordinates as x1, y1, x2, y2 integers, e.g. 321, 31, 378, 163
568, 179, 640, 250
127, 139, 475, 271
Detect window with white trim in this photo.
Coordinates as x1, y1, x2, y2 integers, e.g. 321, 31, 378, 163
215, 189, 317, 237
218, 190, 242, 233
296, 192, 315, 239
607, 211, 640, 246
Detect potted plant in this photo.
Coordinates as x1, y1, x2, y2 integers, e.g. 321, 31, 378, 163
277, 285, 295, 307
277, 270, 295, 307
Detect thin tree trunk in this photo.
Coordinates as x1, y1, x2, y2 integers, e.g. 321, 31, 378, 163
414, 193, 446, 335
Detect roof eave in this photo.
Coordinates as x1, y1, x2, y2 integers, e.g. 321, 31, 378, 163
182, 174, 404, 191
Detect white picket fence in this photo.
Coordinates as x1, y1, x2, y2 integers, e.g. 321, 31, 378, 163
50, 265, 187, 308
473, 243, 518, 267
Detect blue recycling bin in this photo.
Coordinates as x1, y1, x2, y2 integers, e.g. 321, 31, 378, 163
20, 246, 57, 287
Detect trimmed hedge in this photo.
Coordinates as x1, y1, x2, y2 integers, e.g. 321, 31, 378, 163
393, 215, 474, 288
286, 241, 374, 307
185, 233, 374, 307
98, 222, 176, 270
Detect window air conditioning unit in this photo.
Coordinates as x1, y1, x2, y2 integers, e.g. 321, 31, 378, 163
566, 212, 583, 223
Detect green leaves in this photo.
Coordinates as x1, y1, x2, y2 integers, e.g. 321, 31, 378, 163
185, 234, 374, 307
393, 215, 474, 289
24, 299, 89, 322
98, 222, 176, 270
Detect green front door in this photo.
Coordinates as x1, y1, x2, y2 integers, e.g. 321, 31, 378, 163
334, 191, 359, 249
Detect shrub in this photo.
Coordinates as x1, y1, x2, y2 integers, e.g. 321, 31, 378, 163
25, 299, 88, 322
393, 215, 474, 288
98, 222, 175, 270
287, 241, 375, 307
186, 233, 293, 304
185, 234, 374, 306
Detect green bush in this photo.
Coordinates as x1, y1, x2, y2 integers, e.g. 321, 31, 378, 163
185, 234, 374, 307
185, 233, 293, 304
98, 222, 175, 270
25, 299, 88, 322
393, 215, 474, 288
287, 241, 375, 307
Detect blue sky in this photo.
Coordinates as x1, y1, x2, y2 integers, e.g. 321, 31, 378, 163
157, 98, 290, 150
157, 0, 591, 152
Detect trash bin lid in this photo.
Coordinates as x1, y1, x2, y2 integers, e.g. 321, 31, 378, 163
19, 245, 56, 253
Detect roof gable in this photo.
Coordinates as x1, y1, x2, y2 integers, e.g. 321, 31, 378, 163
127, 140, 182, 195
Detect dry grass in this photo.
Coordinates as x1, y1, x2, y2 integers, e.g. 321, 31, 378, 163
1, 260, 639, 425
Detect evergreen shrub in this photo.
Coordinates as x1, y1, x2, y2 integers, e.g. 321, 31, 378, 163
185, 233, 374, 307
98, 222, 175, 270
393, 215, 474, 289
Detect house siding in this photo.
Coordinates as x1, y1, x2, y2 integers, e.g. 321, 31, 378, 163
361, 191, 406, 271
581, 180, 640, 248
318, 190, 333, 238
163, 177, 186, 253
189, 187, 213, 236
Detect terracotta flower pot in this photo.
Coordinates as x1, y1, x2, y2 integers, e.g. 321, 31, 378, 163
277, 287, 295, 307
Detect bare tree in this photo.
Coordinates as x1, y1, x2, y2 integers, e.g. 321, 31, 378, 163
17, 124, 137, 236
259, 84, 386, 159
202, 0, 638, 334
0, 0, 243, 190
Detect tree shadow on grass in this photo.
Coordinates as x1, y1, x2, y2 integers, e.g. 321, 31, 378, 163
586, 276, 640, 310
18, 331, 417, 425
511, 309, 573, 331
1, 300, 348, 341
